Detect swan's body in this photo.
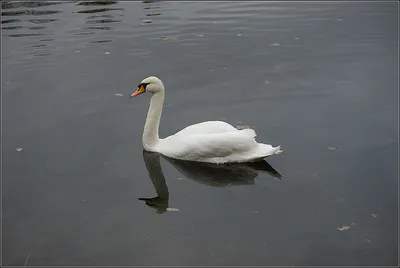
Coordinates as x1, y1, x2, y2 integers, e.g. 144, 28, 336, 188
131, 76, 282, 164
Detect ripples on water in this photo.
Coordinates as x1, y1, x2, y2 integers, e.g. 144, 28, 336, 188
2, 0, 394, 67
2, 0, 397, 151
2, 0, 397, 154
1, 0, 188, 72
2, 1, 121, 55
2, 1, 398, 266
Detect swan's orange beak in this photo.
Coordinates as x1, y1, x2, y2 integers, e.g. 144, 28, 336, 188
130, 85, 146, 98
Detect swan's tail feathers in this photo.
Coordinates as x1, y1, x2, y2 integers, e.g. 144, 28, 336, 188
274, 145, 283, 155
257, 144, 283, 158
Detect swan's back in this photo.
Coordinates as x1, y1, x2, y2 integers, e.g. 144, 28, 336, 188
171, 121, 237, 137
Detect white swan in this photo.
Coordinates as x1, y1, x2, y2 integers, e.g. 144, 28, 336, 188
130, 76, 282, 164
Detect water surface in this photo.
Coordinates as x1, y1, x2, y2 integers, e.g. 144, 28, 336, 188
2, 1, 398, 266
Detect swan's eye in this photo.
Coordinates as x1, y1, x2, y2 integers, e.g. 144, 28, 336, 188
131, 83, 150, 98
138, 82, 150, 89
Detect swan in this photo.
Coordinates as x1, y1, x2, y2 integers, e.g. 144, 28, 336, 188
130, 76, 282, 164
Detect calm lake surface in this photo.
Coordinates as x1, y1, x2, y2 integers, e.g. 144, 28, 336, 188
2, 0, 398, 266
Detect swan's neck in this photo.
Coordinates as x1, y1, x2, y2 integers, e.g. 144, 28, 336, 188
143, 91, 164, 151
143, 152, 169, 199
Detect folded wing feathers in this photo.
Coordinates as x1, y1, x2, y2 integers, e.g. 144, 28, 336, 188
177, 128, 258, 158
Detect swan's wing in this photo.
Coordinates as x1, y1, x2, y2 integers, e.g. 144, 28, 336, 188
172, 121, 237, 136
164, 129, 258, 160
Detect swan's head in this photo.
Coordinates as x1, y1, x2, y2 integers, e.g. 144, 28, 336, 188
130, 76, 164, 98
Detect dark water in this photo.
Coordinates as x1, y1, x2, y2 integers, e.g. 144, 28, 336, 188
2, 0, 398, 266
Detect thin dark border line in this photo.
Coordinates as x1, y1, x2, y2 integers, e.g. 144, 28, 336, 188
397, 1, 400, 267
106, 0, 400, 2
0, 0, 395, 2
60, 0, 400, 2
116, 0, 400, 2
1, 8, 3, 268
113, 0, 400, 2
1, 266, 400, 268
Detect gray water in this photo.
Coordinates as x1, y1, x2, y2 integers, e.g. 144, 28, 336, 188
2, 0, 398, 266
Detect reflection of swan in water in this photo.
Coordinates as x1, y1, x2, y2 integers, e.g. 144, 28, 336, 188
138, 151, 282, 212
139, 151, 169, 214
163, 154, 282, 187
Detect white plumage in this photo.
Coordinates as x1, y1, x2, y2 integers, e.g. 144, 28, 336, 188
130, 76, 282, 164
